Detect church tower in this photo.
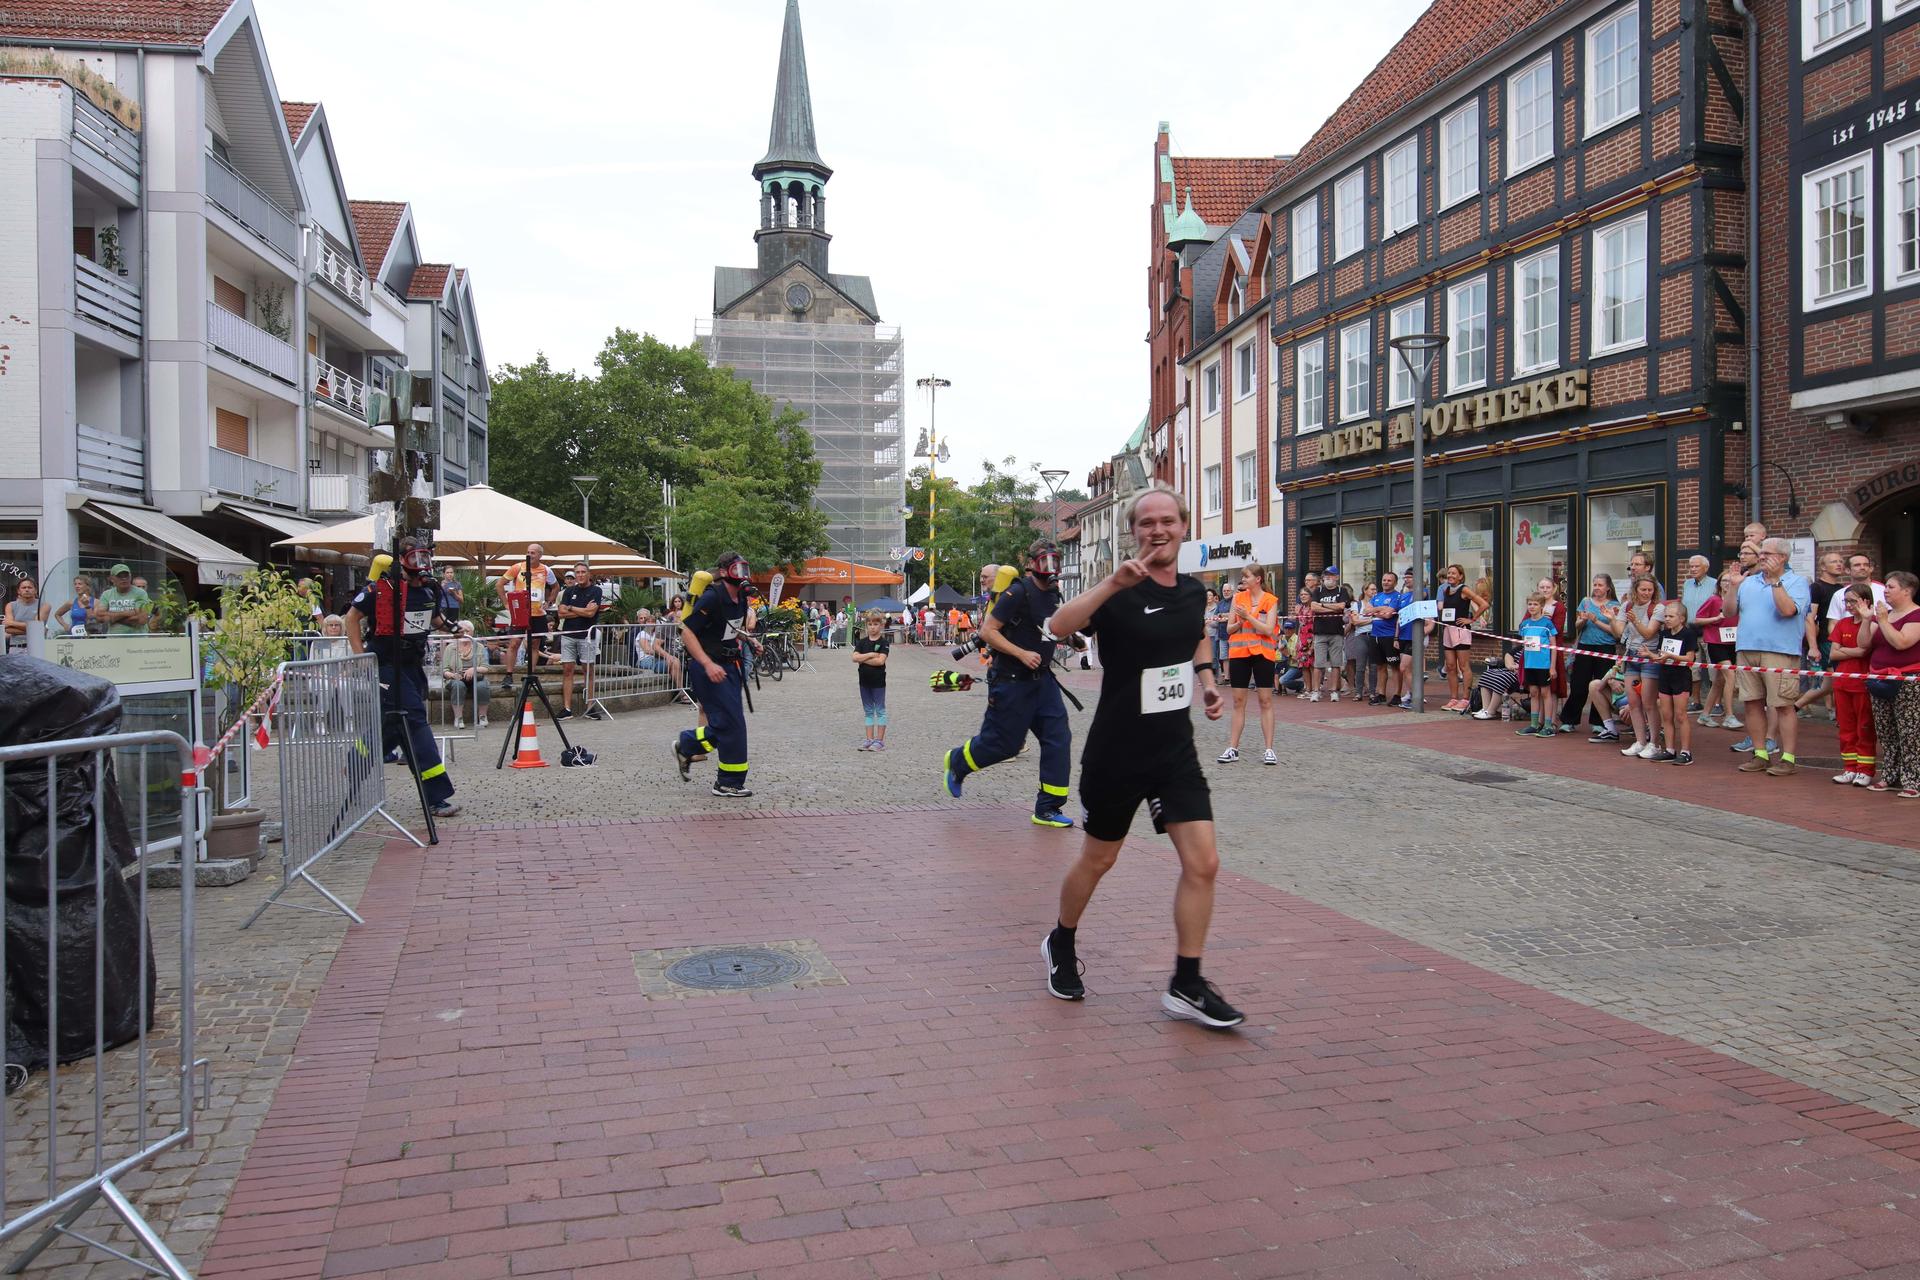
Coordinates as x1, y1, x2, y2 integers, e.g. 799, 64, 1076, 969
702, 0, 904, 567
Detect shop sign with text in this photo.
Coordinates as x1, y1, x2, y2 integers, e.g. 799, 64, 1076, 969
49, 634, 196, 691
1179, 515, 1287, 575
1320, 368, 1589, 462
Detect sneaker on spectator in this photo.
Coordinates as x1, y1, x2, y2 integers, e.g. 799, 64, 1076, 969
1696, 713, 1720, 728
1647, 748, 1676, 762
1731, 736, 1754, 752
1688, 700, 1704, 713
1674, 750, 1694, 765
1834, 770, 1859, 784
1262, 748, 1278, 766
1473, 708, 1496, 721
1216, 747, 1239, 764
1621, 740, 1646, 756
1721, 715, 1743, 731
452, 716, 464, 730
1637, 741, 1663, 758
478, 715, 490, 728
1854, 773, 1875, 787
1309, 691, 1321, 703
1329, 692, 1340, 702
1592, 728, 1620, 742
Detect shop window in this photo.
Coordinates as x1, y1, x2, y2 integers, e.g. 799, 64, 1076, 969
1442, 101, 1479, 207
1389, 300, 1425, 407
1593, 215, 1649, 351
1388, 516, 1433, 588
1339, 320, 1371, 422
1338, 522, 1379, 590
1448, 277, 1488, 392
1805, 157, 1870, 309
1806, 0, 1870, 57
1386, 136, 1418, 235
1585, 488, 1659, 596
1510, 498, 1571, 627
1514, 247, 1561, 374
1292, 196, 1319, 281
1443, 509, 1497, 612
1335, 168, 1366, 260
1586, 6, 1641, 133
1508, 55, 1554, 174
1297, 339, 1326, 434
1886, 131, 1920, 287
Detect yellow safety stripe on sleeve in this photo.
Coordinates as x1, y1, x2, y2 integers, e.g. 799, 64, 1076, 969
1040, 782, 1070, 797
419, 763, 447, 781
962, 741, 979, 771
717, 760, 750, 773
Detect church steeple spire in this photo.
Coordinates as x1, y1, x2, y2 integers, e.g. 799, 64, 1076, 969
757, 0, 829, 176
752, 0, 833, 276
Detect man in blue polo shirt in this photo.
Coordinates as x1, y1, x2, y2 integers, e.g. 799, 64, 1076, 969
1729, 536, 1811, 778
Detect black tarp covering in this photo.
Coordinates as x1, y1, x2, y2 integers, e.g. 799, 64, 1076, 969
1, 658, 156, 1073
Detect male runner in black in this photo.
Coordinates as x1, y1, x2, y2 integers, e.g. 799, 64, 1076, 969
1038, 484, 1242, 1028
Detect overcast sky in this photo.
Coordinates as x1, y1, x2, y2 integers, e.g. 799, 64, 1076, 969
257, 0, 1428, 486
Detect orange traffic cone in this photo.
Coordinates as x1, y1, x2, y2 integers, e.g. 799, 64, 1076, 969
508, 704, 549, 769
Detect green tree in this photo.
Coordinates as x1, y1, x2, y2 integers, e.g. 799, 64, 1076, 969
903, 457, 1047, 592
488, 332, 827, 572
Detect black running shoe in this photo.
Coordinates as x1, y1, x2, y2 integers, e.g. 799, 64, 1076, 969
672, 741, 692, 782
1162, 978, 1244, 1028
585, 706, 607, 721
1042, 931, 1084, 1000
555, 707, 574, 721
711, 783, 754, 799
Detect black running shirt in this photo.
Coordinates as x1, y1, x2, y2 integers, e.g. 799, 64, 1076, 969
1082, 573, 1208, 758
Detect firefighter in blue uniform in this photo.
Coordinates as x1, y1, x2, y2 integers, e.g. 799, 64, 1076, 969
345, 536, 459, 817
672, 551, 755, 797
942, 540, 1073, 827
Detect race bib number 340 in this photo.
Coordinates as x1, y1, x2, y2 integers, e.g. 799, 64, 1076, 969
1142, 661, 1193, 712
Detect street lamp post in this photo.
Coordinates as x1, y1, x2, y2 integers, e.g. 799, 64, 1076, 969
1037, 467, 1070, 544
569, 474, 600, 530
1389, 332, 1447, 715
914, 375, 952, 592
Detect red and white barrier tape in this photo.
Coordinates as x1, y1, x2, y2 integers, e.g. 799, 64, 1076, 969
186, 672, 285, 785
1492, 634, 1920, 682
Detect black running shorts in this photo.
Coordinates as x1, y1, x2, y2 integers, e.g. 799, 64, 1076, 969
1368, 634, 1399, 664
1079, 751, 1212, 842
1227, 654, 1274, 689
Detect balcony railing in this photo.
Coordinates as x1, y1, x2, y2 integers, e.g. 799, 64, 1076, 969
71, 96, 139, 179
203, 150, 297, 263
210, 447, 298, 509
76, 423, 144, 494
315, 239, 368, 311
74, 254, 140, 339
207, 302, 297, 385
307, 472, 369, 515
312, 361, 368, 420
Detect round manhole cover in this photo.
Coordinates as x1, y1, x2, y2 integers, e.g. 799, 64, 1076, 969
665, 947, 810, 990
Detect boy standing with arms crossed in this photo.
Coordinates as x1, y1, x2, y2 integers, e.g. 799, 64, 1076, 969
852, 610, 890, 751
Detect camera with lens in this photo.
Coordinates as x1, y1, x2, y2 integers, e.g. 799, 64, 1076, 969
949, 632, 988, 661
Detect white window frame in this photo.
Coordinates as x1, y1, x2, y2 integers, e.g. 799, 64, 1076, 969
1447, 277, 1489, 393
1292, 197, 1320, 281
1204, 464, 1224, 516
1807, 0, 1872, 57
1234, 341, 1257, 400
1886, 130, 1920, 289
1887, 0, 1920, 19
1513, 246, 1562, 375
1203, 360, 1222, 415
1385, 137, 1419, 236
1441, 102, 1480, 208
1388, 300, 1425, 408
1802, 157, 1871, 310
1593, 213, 1651, 352
1586, 6, 1641, 135
1297, 339, 1326, 434
1235, 452, 1256, 509
1507, 55, 1555, 175
1334, 168, 1366, 260
1339, 320, 1371, 423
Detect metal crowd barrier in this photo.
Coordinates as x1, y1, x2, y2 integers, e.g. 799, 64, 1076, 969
585, 622, 692, 710
245, 653, 422, 929
0, 730, 204, 1278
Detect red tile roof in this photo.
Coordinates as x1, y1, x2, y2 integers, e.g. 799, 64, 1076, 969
280, 101, 315, 142
406, 263, 451, 301
348, 200, 405, 273
0, 1, 233, 44
1169, 157, 1288, 226
1276, 0, 1575, 194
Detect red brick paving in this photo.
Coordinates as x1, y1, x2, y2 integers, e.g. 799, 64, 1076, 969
1268, 692, 1920, 852
200, 807, 1920, 1279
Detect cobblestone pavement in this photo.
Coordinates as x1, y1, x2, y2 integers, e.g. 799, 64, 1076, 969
20, 638, 1920, 1276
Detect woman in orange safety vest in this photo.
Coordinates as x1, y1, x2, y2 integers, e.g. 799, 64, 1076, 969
1217, 565, 1280, 766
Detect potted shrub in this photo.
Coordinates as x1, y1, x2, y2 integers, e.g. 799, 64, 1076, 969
200, 568, 308, 863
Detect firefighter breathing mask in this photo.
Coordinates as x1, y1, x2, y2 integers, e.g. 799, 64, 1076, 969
1028, 546, 1061, 585
399, 540, 434, 580
718, 555, 752, 584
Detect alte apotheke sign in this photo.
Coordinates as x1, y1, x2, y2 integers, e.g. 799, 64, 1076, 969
1321, 368, 1589, 462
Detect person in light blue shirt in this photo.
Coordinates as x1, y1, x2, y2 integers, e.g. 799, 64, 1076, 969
1393, 580, 1418, 708
1729, 537, 1812, 775
1365, 571, 1403, 706
1516, 594, 1561, 735
1678, 555, 1717, 711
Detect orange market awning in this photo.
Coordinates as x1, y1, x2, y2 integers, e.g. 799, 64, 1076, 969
753, 556, 902, 587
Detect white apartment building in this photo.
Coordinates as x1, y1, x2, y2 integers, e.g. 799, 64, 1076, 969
0, 0, 489, 606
